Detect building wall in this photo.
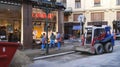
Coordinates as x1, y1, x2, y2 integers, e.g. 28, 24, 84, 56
0, 1, 64, 48
65, 0, 120, 31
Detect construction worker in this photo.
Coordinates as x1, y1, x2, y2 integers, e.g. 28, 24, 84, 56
56, 32, 61, 50
49, 33, 56, 48
41, 33, 46, 50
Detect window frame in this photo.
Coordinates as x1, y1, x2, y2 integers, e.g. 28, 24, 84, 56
91, 12, 104, 22
75, 0, 81, 8
73, 14, 82, 21
117, 11, 120, 20
94, 0, 101, 7
116, 0, 120, 5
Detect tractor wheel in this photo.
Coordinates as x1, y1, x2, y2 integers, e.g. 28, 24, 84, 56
105, 42, 113, 53
94, 43, 103, 55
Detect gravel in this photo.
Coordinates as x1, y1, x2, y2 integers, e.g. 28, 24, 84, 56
9, 50, 32, 67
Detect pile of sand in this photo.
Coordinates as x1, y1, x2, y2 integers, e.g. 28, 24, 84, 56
9, 50, 32, 67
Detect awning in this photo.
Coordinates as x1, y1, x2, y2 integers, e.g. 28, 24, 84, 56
72, 26, 81, 30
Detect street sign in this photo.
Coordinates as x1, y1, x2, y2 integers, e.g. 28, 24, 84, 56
77, 15, 85, 23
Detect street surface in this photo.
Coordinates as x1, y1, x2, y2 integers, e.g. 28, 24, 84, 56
29, 40, 120, 67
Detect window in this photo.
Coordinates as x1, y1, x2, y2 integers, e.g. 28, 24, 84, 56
117, 11, 120, 20
117, 0, 120, 5
44, 22, 56, 32
73, 14, 81, 21
86, 29, 92, 44
91, 12, 104, 21
94, 28, 106, 41
94, 0, 101, 6
61, 0, 66, 7
75, 0, 81, 8
64, 16, 69, 21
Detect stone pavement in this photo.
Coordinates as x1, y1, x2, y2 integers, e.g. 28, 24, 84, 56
21, 40, 81, 59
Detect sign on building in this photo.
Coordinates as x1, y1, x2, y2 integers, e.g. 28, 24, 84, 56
77, 14, 85, 23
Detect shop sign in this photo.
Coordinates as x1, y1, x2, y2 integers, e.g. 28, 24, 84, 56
32, 13, 54, 19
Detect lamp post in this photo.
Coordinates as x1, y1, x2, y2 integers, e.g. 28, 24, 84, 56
38, 0, 65, 55
81, 20, 85, 34
78, 14, 86, 37
45, 8, 49, 55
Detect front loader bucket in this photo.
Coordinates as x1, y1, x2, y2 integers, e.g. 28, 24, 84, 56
74, 45, 95, 54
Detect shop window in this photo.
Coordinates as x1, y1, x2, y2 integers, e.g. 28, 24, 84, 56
48, 22, 56, 32
44, 22, 56, 32
91, 12, 104, 21
75, 0, 81, 8
33, 22, 43, 39
0, 20, 21, 42
7, 24, 13, 33
94, 0, 101, 6
116, 0, 120, 5
0, 26, 7, 40
51, 23, 56, 32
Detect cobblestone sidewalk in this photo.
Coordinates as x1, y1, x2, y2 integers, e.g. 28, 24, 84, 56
22, 41, 81, 59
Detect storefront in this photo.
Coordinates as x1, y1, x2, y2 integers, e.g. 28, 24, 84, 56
32, 8, 57, 39
0, 4, 57, 41
64, 23, 80, 38
0, 3, 21, 42
0, 0, 64, 48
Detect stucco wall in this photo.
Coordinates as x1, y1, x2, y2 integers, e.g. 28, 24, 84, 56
65, 0, 120, 30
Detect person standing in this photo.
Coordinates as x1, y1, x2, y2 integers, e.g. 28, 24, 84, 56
49, 33, 56, 48
56, 32, 61, 50
41, 33, 46, 50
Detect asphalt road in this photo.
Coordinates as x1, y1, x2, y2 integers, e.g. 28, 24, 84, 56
29, 40, 120, 67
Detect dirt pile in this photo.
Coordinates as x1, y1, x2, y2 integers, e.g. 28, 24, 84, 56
9, 50, 32, 67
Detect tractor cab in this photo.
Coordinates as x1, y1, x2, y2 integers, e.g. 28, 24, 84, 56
84, 26, 106, 45
84, 26, 93, 45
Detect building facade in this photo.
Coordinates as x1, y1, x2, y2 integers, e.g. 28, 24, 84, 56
63, 0, 120, 35
0, 0, 64, 48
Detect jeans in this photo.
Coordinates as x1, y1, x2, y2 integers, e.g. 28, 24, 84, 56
57, 42, 61, 49
49, 40, 55, 48
41, 43, 45, 50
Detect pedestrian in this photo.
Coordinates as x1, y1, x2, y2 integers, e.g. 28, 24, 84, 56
56, 32, 62, 50
49, 33, 56, 48
41, 33, 46, 50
